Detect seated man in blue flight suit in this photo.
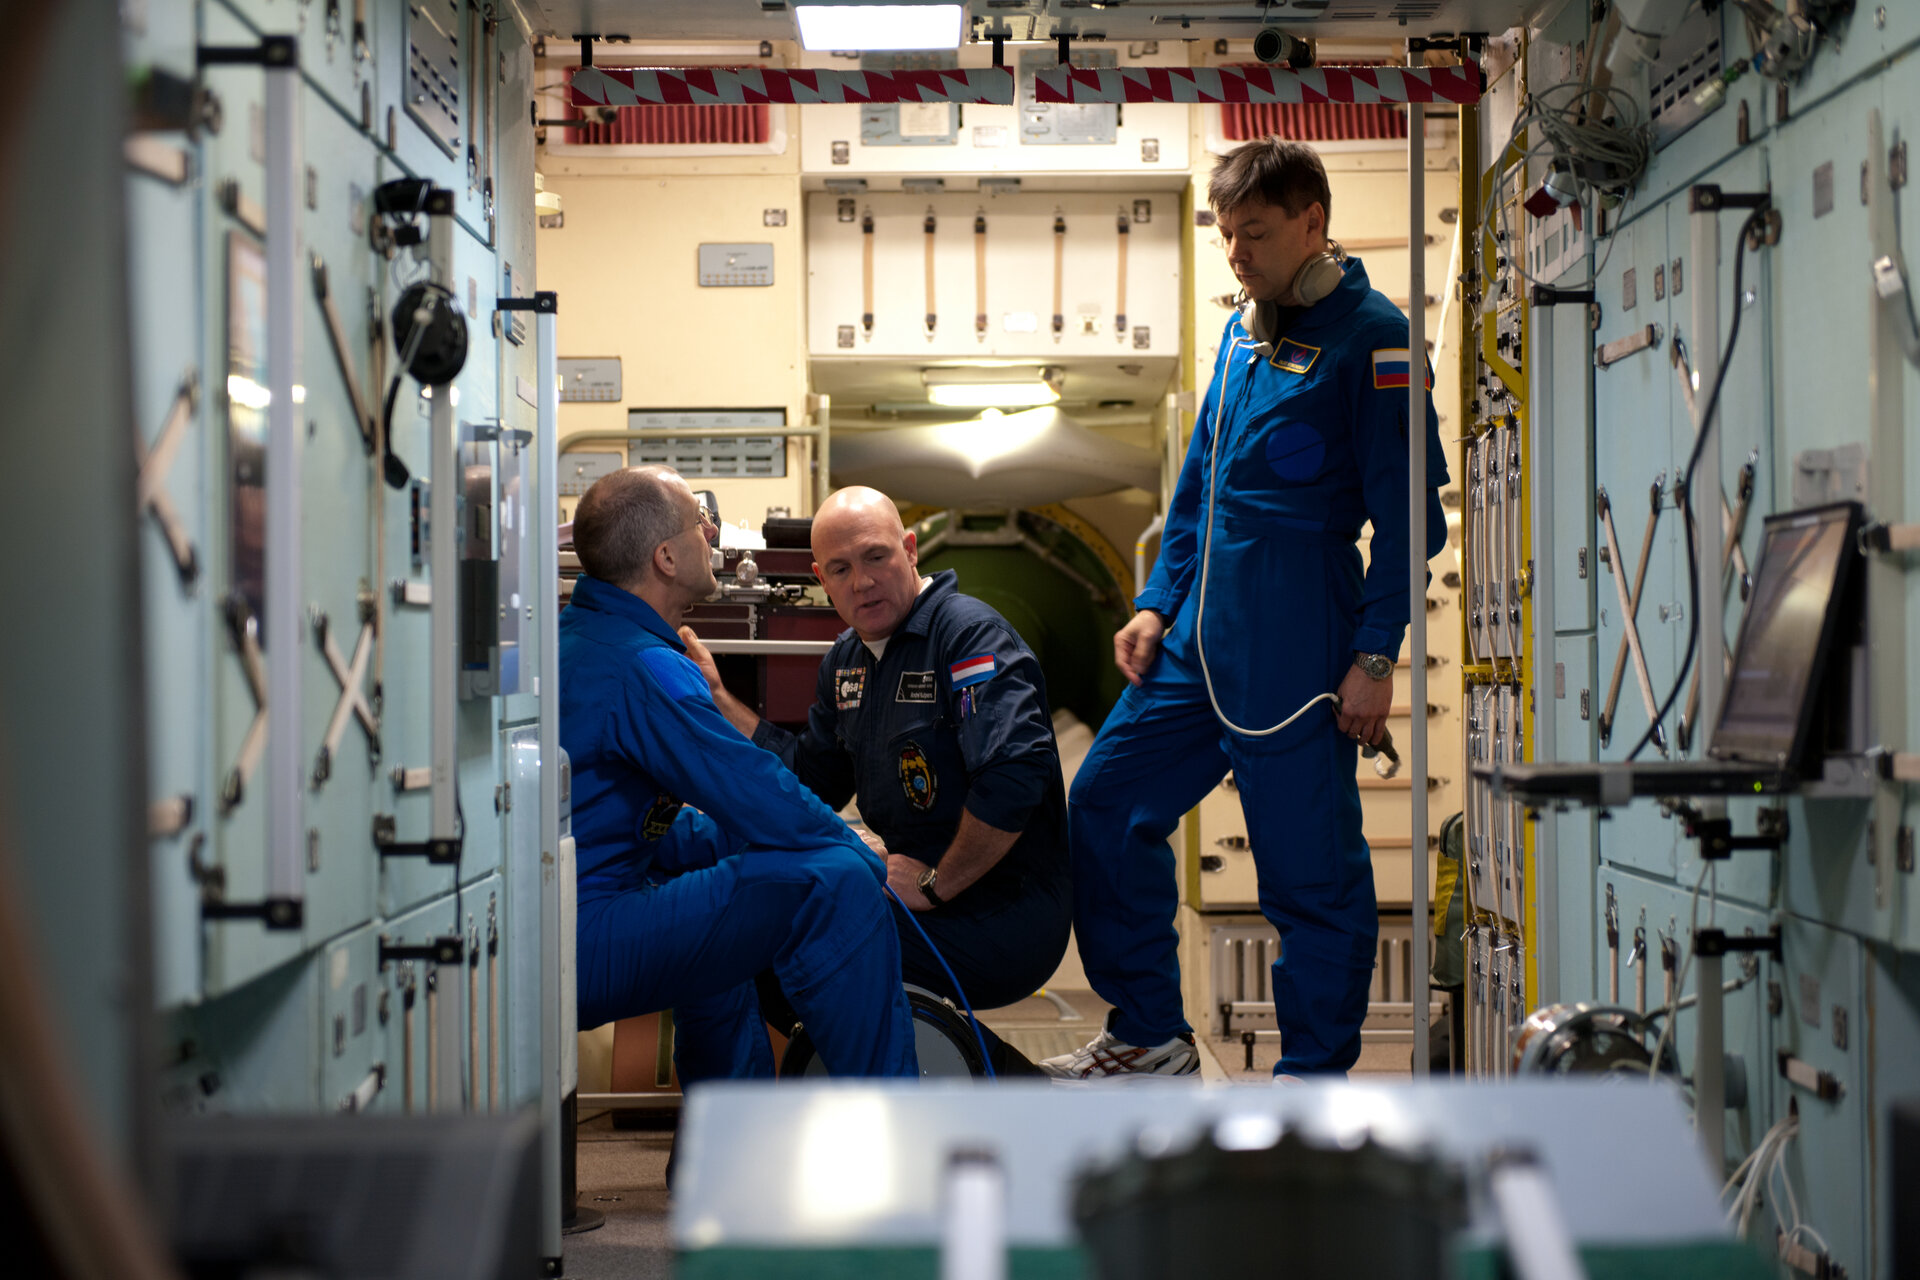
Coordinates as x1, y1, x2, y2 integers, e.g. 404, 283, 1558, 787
561, 465, 917, 1082
1043, 138, 1449, 1080
684, 487, 1071, 1075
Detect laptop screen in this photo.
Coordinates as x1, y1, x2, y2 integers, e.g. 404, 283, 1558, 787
1711, 502, 1861, 767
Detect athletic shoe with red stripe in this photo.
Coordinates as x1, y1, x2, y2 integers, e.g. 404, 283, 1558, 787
1038, 1012, 1199, 1081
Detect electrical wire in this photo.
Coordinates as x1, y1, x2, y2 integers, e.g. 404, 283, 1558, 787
1479, 76, 1649, 294
1625, 207, 1768, 762
1195, 328, 1331, 737
1646, 861, 1713, 1083
885, 881, 996, 1079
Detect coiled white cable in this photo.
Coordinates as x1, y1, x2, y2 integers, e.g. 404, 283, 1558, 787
1191, 318, 1398, 778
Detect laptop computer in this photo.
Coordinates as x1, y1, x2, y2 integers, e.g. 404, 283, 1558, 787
1487, 500, 1864, 806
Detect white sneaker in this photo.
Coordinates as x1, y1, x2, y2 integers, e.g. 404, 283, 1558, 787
1038, 1024, 1200, 1081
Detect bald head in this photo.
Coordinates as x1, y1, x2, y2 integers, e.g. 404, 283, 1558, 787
812, 486, 906, 551
811, 487, 925, 642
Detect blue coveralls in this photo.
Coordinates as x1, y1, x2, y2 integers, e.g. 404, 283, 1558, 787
1069, 257, 1449, 1075
755, 571, 1071, 1032
560, 574, 917, 1083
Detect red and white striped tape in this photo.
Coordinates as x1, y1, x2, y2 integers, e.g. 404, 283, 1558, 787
1031, 65, 1482, 105
566, 62, 1480, 108
568, 65, 1016, 106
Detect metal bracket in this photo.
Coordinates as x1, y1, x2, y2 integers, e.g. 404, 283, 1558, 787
1860, 520, 1920, 554
136, 370, 202, 587
200, 895, 303, 928
496, 292, 558, 314
371, 813, 462, 865
1694, 924, 1782, 958
197, 36, 297, 68
379, 935, 465, 967
1680, 810, 1788, 860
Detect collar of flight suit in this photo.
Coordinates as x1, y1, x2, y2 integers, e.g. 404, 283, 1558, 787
568, 574, 688, 652
874, 568, 959, 649
1289, 255, 1373, 335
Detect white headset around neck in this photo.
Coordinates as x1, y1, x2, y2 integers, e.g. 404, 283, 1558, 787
1235, 238, 1346, 355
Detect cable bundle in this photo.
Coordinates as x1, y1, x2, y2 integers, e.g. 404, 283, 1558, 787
1721, 1110, 1827, 1254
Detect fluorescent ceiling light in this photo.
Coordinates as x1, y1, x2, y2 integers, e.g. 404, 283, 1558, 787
923, 366, 1061, 408
794, 2, 965, 53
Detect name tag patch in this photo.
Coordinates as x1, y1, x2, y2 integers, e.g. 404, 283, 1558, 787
897, 670, 937, 703
834, 666, 867, 711
1270, 338, 1321, 374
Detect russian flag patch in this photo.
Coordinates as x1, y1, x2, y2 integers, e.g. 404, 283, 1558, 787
1371, 348, 1433, 390
949, 653, 996, 689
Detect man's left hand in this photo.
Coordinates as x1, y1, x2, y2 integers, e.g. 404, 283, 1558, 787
885, 854, 934, 911
1336, 662, 1391, 747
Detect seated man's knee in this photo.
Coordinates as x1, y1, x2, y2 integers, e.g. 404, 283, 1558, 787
790, 841, 878, 897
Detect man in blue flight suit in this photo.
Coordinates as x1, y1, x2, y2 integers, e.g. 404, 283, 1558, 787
684, 487, 1070, 1074
561, 465, 917, 1082
1043, 138, 1449, 1080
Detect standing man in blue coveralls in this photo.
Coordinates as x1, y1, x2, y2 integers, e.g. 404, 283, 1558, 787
1042, 138, 1448, 1081
560, 465, 917, 1081
683, 487, 1071, 1075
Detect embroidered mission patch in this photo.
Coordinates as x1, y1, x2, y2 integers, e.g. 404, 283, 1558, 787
898, 742, 937, 811
1269, 337, 1321, 374
641, 793, 683, 841
834, 666, 867, 711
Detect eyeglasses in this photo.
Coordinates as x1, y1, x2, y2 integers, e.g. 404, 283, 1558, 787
683, 503, 719, 544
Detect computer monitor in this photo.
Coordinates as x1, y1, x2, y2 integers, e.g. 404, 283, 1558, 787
1710, 501, 1863, 769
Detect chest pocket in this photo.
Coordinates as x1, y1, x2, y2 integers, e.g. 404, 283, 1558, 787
867, 717, 966, 854
1264, 419, 1327, 485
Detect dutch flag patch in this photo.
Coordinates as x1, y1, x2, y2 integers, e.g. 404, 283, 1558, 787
949, 653, 997, 689
1371, 347, 1433, 390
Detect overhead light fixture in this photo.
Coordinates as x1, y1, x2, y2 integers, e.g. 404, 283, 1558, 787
793, 1, 966, 53
922, 365, 1062, 408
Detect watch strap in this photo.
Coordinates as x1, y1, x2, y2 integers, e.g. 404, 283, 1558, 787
917, 866, 947, 909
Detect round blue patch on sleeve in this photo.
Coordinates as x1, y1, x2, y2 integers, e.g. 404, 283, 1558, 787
1264, 421, 1326, 484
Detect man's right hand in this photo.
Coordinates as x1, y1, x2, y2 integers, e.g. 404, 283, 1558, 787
678, 625, 762, 739
1113, 609, 1166, 687
678, 625, 724, 694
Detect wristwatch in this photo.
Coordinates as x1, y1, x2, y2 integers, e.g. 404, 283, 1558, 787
916, 865, 947, 909
1354, 652, 1395, 681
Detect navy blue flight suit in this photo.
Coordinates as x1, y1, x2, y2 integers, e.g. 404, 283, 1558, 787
561, 574, 917, 1083
754, 571, 1072, 1034
1069, 257, 1449, 1075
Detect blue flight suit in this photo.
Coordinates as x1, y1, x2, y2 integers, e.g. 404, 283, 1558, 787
560, 574, 917, 1083
1069, 257, 1449, 1075
754, 571, 1071, 1029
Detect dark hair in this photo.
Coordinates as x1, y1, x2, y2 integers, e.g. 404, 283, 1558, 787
572, 466, 685, 589
1207, 137, 1333, 228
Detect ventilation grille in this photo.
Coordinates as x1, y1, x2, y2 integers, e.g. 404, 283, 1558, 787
1219, 61, 1408, 144
562, 67, 771, 146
